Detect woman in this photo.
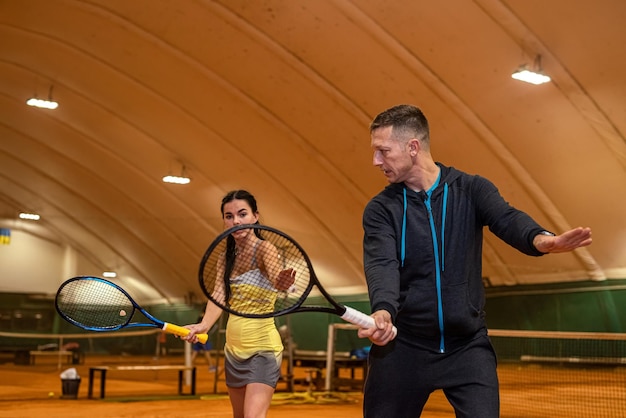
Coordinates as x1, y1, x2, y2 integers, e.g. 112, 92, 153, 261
185, 190, 295, 418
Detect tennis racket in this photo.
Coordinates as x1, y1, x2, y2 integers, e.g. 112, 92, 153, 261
198, 224, 397, 336
55, 276, 208, 343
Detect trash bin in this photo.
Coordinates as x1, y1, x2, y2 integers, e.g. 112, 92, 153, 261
60, 377, 81, 399
14, 350, 30, 365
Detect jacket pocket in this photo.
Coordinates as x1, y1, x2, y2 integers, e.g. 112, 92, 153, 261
441, 281, 482, 336
397, 284, 440, 338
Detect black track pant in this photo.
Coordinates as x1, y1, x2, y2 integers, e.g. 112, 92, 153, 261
363, 334, 499, 418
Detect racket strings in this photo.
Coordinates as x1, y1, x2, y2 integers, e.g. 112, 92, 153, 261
57, 280, 134, 329
201, 228, 311, 317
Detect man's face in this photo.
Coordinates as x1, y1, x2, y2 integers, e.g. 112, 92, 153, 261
371, 126, 413, 184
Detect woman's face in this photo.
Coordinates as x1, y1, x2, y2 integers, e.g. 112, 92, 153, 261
222, 199, 258, 230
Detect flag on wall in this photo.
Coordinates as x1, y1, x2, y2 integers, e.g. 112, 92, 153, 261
0, 228, 10, 245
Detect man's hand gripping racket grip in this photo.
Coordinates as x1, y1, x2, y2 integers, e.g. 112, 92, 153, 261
341, 306, 398, 338
162, 323, 208, 344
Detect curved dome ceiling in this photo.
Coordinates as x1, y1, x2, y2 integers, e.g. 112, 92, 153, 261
1, 0, 625, 303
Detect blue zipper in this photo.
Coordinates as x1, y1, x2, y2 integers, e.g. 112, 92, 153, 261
424, 196, 445, 353
402, 172, 447, 353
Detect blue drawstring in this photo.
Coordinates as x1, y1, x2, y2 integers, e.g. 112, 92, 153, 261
401, 178, 446, 271
441, 183, 448, 272
401, 188, 407, 267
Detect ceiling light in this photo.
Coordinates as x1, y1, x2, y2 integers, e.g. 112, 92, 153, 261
163, 162, 191, 185
103, 271, 117, 278
26, 97, 59, 109
26, 85, 59, 109
162, 175, 191, 184
19, 212, 40, 221
511, 68, 551, 85
511, 54, 551, 85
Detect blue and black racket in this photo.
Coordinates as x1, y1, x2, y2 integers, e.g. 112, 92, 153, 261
199, 224, 397, 336
55, 276, 208, 343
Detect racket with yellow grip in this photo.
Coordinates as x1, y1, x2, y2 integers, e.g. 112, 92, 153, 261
55, 276, 208, 343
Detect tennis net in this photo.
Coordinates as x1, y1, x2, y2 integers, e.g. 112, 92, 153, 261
490, 329, 626, 417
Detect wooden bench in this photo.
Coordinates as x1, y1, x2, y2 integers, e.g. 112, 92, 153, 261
291, 353, 367, 391
29, 350, 76, 365
87, 365, 196, 399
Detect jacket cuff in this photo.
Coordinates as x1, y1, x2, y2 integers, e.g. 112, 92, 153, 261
371, 302, 397, 322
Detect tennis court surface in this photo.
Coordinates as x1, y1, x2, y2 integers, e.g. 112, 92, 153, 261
1, 351, 624, 417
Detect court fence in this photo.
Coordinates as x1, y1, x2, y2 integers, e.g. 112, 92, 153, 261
489, 329, 626, 417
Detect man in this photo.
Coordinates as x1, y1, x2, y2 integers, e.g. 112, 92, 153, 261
358, 104, 592, 417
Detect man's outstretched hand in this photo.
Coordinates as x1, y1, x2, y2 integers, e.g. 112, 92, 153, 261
534, 227, 592, 254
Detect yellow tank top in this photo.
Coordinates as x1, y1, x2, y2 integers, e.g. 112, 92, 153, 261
224, 264, 283, 359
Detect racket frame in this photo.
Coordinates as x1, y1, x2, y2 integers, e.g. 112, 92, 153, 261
199, 224, 354, 319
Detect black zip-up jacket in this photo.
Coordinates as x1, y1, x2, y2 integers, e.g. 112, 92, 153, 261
362, 163, 547, 353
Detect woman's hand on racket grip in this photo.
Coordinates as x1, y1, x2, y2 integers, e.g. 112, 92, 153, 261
181, 322, 210, 344
165, 323, 208, 344
357, 309, 397, 346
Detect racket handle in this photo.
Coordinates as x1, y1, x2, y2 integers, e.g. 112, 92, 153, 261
341, 306, 398, 338
162, 323, 209, 344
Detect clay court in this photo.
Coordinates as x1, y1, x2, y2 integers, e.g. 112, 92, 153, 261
0, 354, 370, 418
2, 351, 625, 418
